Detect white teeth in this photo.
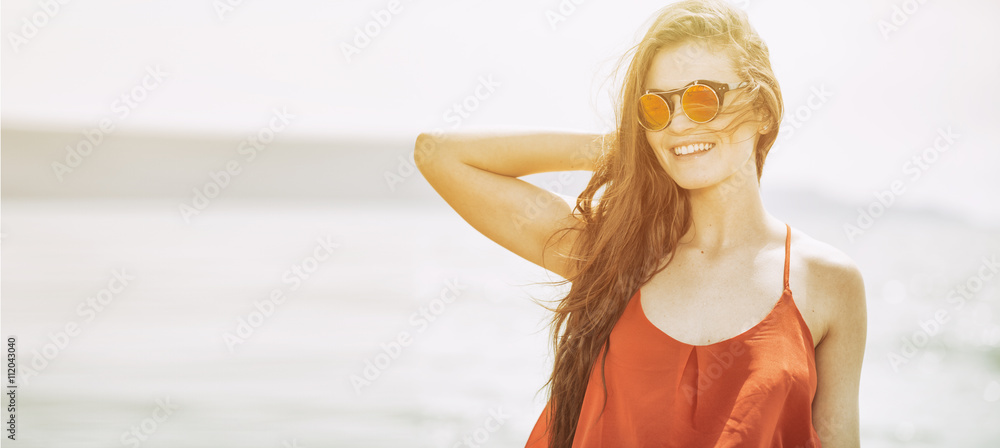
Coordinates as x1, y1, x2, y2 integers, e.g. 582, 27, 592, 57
672, 143, 714, 155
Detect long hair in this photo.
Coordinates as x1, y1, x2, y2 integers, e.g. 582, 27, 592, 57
532, 1, 784, 446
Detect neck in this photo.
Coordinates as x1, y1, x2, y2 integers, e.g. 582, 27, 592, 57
679, 159, 774, 251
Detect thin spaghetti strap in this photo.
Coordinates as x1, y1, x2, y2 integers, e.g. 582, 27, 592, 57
783, 223, 791, 290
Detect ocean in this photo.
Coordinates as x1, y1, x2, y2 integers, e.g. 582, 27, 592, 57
2, 128, 999, 447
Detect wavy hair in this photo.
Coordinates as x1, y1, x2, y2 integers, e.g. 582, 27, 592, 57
531, 1, 784, 447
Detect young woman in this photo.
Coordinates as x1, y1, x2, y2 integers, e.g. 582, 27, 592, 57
415, 1, 866, 446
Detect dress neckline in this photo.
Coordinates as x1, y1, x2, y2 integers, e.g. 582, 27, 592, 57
634, 287, 791, 348
633, 222, 794, 348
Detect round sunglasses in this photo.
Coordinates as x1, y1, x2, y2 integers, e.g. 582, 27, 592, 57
638, 79, 749, 131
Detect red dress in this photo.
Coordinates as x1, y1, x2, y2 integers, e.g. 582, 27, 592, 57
525, 223, 822, 447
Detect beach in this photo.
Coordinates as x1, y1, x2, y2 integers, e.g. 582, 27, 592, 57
2, 128, 999, 447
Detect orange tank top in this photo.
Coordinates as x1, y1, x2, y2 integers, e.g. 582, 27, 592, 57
525, 223, 822, 447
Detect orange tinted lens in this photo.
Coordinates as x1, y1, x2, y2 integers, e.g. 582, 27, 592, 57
681, 85, 719, 122
639, 94, 669, 130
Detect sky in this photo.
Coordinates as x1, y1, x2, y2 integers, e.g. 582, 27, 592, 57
2, 0, 999, 224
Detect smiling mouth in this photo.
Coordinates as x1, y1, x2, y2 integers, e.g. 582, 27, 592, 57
672, 142, 715, 156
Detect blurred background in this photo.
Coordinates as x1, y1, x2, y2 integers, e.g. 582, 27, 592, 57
2, 0, 999, 446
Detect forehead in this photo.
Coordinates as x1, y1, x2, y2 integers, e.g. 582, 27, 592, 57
644, 41, 738, 90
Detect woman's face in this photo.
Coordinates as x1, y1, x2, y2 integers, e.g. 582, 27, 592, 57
643, 41, 764, 191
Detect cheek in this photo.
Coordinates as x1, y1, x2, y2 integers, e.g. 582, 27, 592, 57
719, 142, 758, 175
644, 130, 659, 148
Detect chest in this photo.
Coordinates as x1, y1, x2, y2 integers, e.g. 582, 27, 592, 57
639, 248, 822, 348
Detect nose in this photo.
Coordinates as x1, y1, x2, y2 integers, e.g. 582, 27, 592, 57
665, 93, 698, 132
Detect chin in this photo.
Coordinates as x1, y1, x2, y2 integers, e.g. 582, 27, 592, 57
672, 178, 723, 191
661, 168, 728, 191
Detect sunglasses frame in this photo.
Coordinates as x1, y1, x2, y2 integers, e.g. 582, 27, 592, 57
638, 79, 750, 131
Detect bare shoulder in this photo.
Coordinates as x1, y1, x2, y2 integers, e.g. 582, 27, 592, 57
789, 227, 868, 346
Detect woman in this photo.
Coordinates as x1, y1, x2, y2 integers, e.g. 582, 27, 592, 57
415, 1, 866, 446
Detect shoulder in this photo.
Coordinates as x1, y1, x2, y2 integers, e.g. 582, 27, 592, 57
791, 228, 865, 294
789, 227, 867, 345
789, 228, 867, 443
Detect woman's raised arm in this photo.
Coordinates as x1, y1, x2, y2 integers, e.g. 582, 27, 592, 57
414, 129, 605, 279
